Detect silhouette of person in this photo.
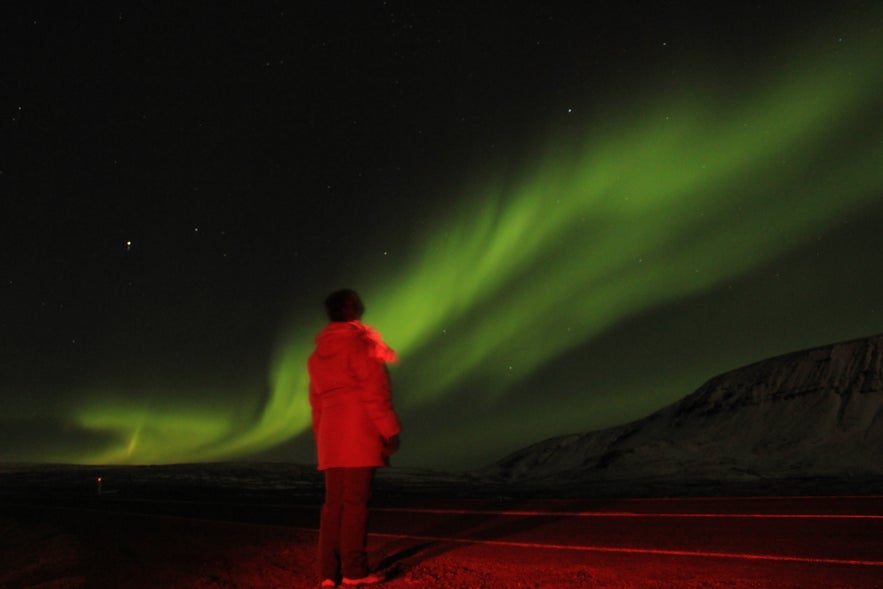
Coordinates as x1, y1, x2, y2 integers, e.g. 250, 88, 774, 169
308, 289, 401, 587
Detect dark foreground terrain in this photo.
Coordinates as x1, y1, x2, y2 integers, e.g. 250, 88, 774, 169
1, 464, 881, 588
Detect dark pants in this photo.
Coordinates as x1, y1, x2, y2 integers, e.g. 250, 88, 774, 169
318, 467, 375, 581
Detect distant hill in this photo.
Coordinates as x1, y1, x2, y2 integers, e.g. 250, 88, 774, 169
482, 334, 883, 487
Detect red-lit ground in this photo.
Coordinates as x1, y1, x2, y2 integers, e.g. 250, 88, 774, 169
2, 496, 881, 588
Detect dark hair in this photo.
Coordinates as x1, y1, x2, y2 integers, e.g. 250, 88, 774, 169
324, 289, 365, 322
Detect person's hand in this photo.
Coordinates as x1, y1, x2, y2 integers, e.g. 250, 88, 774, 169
382, 434, 400, 457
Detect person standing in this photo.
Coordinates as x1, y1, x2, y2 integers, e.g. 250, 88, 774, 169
307, 289, 401, 587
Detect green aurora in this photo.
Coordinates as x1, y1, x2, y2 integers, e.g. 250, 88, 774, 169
54, 15, 883, 466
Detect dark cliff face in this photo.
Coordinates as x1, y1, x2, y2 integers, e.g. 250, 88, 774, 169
487, 334, 883, 482
675, 335, 883, 417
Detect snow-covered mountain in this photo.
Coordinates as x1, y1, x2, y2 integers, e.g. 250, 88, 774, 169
484, 334, 883, 484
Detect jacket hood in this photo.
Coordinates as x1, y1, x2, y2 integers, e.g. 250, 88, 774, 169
314, 321, 398, 363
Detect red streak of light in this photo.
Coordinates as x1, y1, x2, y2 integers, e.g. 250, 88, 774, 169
367, 531, 883, 567
375, 507, 883, 520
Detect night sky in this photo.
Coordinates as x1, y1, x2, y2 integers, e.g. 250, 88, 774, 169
2, 2, 882, 470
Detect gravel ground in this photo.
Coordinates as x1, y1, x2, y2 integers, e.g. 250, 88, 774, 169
2, 500, 881, 589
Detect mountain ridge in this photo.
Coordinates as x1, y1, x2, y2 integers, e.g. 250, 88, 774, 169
483, 333, 883, 484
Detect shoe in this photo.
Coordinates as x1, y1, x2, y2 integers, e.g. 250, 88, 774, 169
341, 572, 384, 585
320, 580, 337, 588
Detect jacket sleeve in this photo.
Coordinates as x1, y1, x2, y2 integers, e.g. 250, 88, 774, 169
308, 376, 322, 439
350, 344, 401, 440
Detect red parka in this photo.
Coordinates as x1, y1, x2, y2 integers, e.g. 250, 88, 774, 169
307, 321, 401, 470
